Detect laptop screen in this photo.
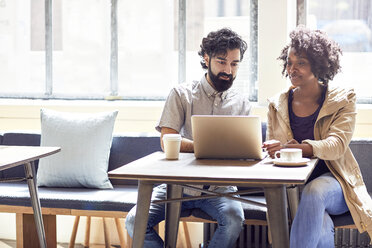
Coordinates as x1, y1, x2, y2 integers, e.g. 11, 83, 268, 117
191, 115, 263, 159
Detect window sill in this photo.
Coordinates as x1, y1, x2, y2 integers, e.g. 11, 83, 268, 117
1, 99, 372, 137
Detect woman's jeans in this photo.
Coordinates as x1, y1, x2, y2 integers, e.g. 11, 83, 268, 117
125, 184, 244, 248
290, 172, 349, 248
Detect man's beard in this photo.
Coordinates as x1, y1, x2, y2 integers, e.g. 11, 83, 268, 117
208, 67, 235, 92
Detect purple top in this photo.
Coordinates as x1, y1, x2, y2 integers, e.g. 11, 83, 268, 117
288, 88, 329, 182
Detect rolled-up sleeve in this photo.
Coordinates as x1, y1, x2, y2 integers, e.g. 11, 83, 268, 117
155, 88, 185, 133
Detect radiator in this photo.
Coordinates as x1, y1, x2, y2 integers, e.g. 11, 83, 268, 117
203, 223, 269, 248
334, 228, 371, 248
203, 224, 372, 248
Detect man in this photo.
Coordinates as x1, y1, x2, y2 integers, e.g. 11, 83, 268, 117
125, 28, 251, 248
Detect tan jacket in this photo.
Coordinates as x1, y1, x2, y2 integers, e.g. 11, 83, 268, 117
267, 86, 372, 238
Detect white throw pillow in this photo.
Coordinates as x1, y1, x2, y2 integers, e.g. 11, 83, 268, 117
37, 109, 118, 189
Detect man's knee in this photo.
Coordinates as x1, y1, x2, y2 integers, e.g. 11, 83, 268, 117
221, 206, 244, 230
125, 208, 136, 238
231, 212, 244, 230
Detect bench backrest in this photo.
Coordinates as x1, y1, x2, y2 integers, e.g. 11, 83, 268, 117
8, 124, 371, 192
0, 132, 162, 183
349, 139, 372, 192
1, 132, 41, 179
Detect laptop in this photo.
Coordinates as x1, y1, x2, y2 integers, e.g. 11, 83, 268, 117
191, 115, 264, 160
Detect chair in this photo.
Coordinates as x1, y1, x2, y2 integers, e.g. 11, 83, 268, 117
69, 216, 126, 248
330, 139, 372, 245
69, 216, 192, 248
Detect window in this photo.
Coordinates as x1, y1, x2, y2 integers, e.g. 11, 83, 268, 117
303, 0, 372, 103
0, 0, 46, 95
116, 0, 175, 99
0, 0, 258, 101
183, 0, 258, 101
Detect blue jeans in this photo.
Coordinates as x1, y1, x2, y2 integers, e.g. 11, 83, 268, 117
125, 184, 244, 248
290, 172, 349, 248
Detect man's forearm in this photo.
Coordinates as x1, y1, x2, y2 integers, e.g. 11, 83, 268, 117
180, 138, 194, 153
161, 127, 194, 153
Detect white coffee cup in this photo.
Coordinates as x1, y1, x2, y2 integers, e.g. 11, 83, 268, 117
163, 134, 182, 160
274, 148, 302, 162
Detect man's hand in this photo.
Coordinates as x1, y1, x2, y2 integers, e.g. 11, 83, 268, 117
160, 127, 194, 153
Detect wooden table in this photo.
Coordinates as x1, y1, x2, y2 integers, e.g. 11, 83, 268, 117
109, 152, 318, 248
0, 146, 61, 248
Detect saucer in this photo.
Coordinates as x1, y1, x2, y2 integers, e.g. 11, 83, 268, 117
273, 158, 310, 167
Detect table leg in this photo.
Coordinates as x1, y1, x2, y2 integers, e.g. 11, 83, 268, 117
24, 161, 47, 248
264, 185, 289, 248
165, 184, 183, 248
132, 181, 154, 248
287, 186, 299, 223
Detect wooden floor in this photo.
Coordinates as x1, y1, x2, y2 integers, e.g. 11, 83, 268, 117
0, 240, 115, 248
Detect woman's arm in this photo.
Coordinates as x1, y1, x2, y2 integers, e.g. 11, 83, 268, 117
303, 91, 356, 160
283, 139, 314, 157
263, 139, 314, 158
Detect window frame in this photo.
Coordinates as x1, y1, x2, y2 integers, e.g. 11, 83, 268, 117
0, 0, 258, 101
297, 0, 372, 104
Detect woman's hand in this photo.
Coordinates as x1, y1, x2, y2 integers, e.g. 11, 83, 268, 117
262, 139, 300, 158
262, 140, 282, 158
286, 139, 299, 145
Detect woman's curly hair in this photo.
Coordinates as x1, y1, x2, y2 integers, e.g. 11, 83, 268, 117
198, 28, 248, 69
278, 25, 342, 85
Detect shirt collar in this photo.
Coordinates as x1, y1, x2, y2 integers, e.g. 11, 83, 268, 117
201, 74, 229, 100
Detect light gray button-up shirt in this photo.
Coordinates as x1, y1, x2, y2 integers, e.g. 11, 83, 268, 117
156, 74, 252, 138
156, 74, 252, 195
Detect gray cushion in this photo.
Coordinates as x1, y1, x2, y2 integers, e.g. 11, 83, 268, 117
108, 134, 161, 185
1, 132, 41, 179
350, 139, 372, 192
325, 139, 372, 228
331, 211, 354, 227
0, 182, 138, 212
37, 109, 118, 189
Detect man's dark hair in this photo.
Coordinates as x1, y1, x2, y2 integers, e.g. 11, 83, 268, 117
278, 25, 342, 85
198, 28, 248, 69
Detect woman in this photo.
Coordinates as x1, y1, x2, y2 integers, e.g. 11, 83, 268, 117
262, 26, 372, 247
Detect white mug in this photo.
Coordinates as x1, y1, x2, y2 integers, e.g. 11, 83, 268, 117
163, 134, 182, 160
274, 148, 302, 162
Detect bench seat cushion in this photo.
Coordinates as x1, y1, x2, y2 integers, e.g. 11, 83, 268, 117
0, 182, 138, 212
0, 181, 266, 221
330, 192, 372, 228
331, 212, 354, 227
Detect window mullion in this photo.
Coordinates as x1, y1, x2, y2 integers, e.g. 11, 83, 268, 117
110, 0, 118, 96
178, 0, 186, 84
45, 0, 53, 96
297, 0, 307, 25
249, 0, 258, 101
